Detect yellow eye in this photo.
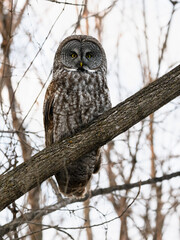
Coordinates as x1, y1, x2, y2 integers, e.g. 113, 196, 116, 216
86, 53, 92, 59
71, 53, 77, 58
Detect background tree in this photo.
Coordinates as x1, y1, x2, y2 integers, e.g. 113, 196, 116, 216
0, 0, 179, 239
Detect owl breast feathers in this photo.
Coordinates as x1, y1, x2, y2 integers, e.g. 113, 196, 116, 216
43, 35, 111, 197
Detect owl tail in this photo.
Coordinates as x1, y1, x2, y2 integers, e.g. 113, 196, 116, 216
55, 171, 88, 197
55, 150, 101, 197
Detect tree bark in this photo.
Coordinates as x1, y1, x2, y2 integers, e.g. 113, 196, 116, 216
0, 64, 180, 212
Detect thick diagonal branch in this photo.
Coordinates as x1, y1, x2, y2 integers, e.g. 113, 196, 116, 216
0, 64, 180, 211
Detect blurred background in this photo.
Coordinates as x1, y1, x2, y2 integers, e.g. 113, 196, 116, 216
0, 0, 180, 239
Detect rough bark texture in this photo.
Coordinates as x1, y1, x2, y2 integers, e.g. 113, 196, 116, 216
0, 64, 180, 211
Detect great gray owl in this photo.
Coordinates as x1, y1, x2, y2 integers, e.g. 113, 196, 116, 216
43, 35, 111, 197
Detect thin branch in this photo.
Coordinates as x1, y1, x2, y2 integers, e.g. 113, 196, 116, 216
14, 227, 75, 240
25, 183, 140, 231
46, 0, 86, 6
6, 8, 64, 117
12, 0, 29, 32
156, 4, 176, 78
92, 171, 180, 197
0, 171, 179, 237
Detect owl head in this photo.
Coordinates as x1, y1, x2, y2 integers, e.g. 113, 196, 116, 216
53, 35, 107, 73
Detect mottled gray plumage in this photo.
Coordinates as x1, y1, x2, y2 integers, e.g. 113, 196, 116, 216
43, 35, 111, 197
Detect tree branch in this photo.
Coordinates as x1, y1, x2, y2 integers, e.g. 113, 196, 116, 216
46, 0, 86, 6
0, 64, 180, 212
0, 171, 179, 237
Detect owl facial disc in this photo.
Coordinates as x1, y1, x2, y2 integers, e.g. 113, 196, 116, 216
60, 39, 103, 72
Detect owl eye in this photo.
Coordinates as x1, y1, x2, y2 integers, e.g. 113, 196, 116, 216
86, 52, 92, 59
71, 52, 77, 58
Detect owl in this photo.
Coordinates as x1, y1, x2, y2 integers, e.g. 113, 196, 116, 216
43, 35, 111, 197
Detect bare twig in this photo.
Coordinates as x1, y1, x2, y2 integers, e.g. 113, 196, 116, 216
46, 0, 86, 7
0, 171, 179, 237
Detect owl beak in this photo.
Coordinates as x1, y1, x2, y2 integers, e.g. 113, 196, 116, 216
78, 61, 85, 72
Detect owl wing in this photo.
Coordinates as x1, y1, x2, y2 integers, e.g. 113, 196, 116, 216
43, 82, 55, 146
